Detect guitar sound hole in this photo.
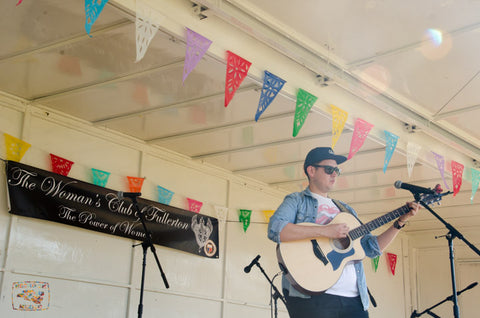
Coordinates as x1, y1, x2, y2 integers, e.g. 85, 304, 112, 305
332, 237, 351, 250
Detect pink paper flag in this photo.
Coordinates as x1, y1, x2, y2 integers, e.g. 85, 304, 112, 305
183, 28, 212, 83
451, 160, 464, 197
187, 198, 203, 213
16, 0, 23, 6
348, 118, 373, 160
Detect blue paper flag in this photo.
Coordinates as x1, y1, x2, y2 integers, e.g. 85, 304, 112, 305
471, 168, 480, 203
85, 0, 109, 36
255, 71, 286, 121
383, 130, 399, 173
157, 185, 174, 205
91, 168, 110, 187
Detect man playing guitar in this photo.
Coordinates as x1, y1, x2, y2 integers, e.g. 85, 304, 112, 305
267, 147, 420, 318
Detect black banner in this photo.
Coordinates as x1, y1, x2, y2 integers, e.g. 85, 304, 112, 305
5, 161, 219, 258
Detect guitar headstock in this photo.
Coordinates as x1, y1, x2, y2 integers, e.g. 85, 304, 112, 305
418, 184, 452, 206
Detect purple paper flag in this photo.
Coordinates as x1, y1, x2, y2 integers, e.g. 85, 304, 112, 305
255, 71, 286, 121
183, 28, 212, 83
432, 151, 450, 189
85, 0, 109, 36
383, 130, 398, 173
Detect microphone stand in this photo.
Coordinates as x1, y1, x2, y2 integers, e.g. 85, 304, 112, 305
410, 282, 478, 318
414, 192, 480, 318
128, 194, 169, 318
248, 260, 286, 318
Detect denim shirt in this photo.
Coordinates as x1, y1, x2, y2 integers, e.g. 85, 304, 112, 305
267, 187, 382, 311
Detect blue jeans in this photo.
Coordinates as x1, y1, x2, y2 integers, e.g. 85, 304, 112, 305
284, 291, 369, 318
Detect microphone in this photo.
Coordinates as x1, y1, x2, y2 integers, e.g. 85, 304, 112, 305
117, 191, 142, 199
394, 181, 435, 194
244, 255, 261, 273
463, 281, 478, 291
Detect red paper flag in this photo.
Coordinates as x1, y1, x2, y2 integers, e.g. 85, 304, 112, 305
224, 51, 251, 107
50, 154, 74, 176
127, 176, 145, 193
187, 198, 203, 213
16, 0, 23, 6
451, 160, 464, 196
386, 253, 397, 275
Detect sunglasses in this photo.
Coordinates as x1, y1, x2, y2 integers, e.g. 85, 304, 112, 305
311, 165, 341, 176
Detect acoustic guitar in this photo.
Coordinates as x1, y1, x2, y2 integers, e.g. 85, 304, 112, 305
276, 192, 443, 295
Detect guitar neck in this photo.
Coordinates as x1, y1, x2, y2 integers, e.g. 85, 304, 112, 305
349, 205, 411, 240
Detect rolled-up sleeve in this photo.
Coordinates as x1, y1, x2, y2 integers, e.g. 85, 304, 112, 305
267, 193, 299, 243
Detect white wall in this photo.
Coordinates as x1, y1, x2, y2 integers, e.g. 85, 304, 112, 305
0, 96, 477, 317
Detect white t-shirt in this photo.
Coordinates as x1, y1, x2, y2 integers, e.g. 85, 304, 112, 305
311, 193, 359, 298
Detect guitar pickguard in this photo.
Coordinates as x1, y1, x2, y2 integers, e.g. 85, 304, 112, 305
327, 248, 355, 271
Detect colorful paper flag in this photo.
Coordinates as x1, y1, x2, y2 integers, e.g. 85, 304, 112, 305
372, 256, 380, 272
225, 51, 251, 107
383, 130, 399, 173
262, 210, 275, 223
187, 197, 203, 213
292, 89, 318, 137
407, 142, 421, 178
386, 252, 397, 275
348, 118, 373, 159
135, 1, 161, 62
85, 0, 109, 36
255, 71, 286, 121
91, 168, 110, 187
239, 209, 252, 232
471, 168, 480, 203
432, 151, 450, 189
4, 133, 31, 162
127, 176, 144, 193
214, 205, 228, 222
183, 28, 212, 83
451, 160, 464, 197
331, 105, 348, 149
50, 154, 74, 176
157, 185, 174, 205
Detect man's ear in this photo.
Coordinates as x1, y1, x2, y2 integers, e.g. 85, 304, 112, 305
306, 165, 315, 178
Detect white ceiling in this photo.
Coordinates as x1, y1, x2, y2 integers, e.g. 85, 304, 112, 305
2, 0, 480, 233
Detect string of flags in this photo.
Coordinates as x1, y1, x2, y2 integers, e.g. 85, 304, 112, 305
371, 253, 398, 276
10, 1, 480, 225
3, 126, 480, 233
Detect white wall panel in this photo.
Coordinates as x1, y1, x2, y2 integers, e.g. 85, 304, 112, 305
5, 216, 132, 283
0, 272, 129, 317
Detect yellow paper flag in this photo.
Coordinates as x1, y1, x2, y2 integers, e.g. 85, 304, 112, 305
262, 210, 275, 222
4, 133, 31, 162
331, 105, 348, 149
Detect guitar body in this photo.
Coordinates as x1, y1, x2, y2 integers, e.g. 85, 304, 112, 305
277, 212, 365, 295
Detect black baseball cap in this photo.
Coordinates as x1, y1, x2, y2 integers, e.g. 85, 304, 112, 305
303, 147, 347, 174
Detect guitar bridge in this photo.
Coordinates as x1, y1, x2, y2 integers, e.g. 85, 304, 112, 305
311, 239, 329, 266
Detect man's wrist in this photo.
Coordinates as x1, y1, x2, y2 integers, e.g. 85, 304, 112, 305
393, 219, 406, 230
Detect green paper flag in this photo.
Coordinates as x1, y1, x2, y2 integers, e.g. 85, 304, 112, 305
372, 256, 380, 272
239, 209, 252, 232
293, 89, 318, 137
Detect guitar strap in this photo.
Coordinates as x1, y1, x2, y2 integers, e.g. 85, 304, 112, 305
331, 199, 364, 225
331, 198, 378, 308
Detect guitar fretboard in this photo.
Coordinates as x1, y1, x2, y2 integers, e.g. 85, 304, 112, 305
349, 205, 411, 240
